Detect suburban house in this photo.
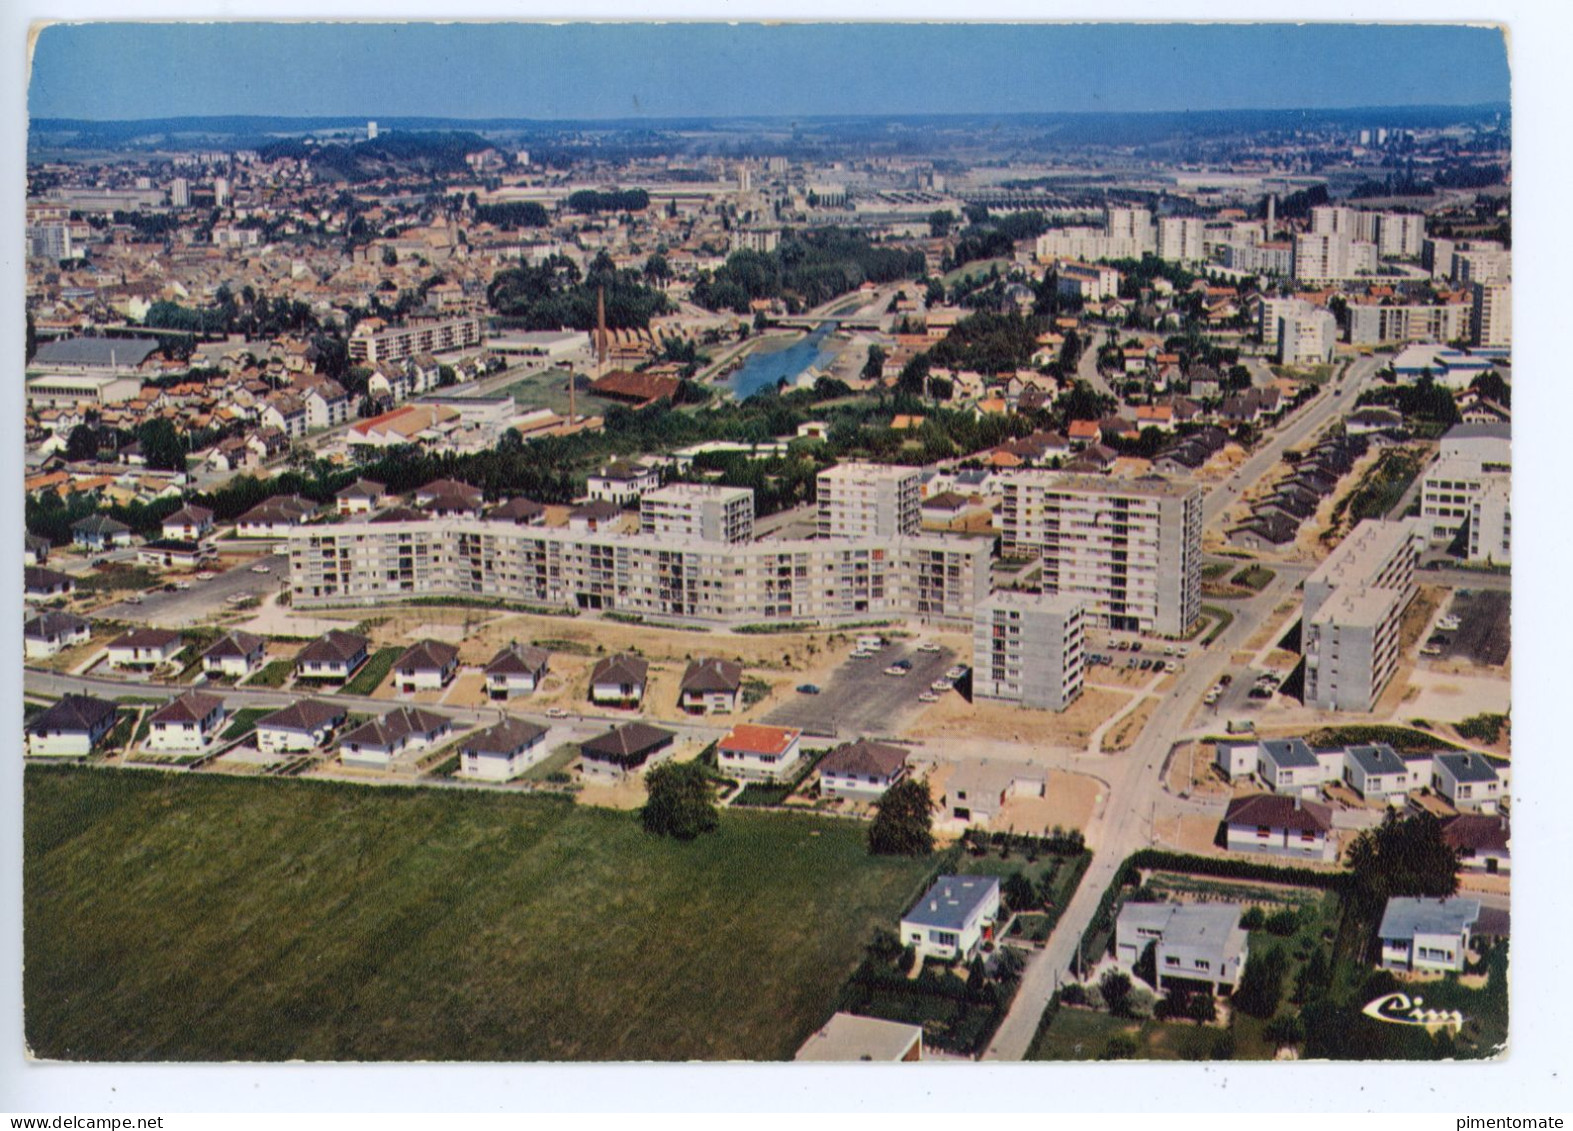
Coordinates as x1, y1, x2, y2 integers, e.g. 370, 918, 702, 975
486, 497, 547, 526
818, 740, 910, 801
1222, 793, 1337, 862
458, 717, 550, 781
716, 723, 804, 782
899, 875, 1001, 962
235, 495, 318, 537
940, 759, 1047, 826
23, 611, 91, 659
254, 699, 347, 754
137, 539, 218, 570
580, 722, 676, 781
105, 628, 184, 671
338, 707, 453, 768
25, 694, 118, 757
1377, 896, 1482, 973
24, 534, 49, 566
392, 639, 460, 693
588, 653, 649, 708
71, 514, 134, 551
1440, 814, 1511, 874
1214, 740, 1258, 781
200, 630, 267, 678
1342, 743, 1418, 804
24, 566, 74, 602
416, 478, 485, 518
483, 642, 550, 699
586, 459, 660, 505
161, 504, 215, 541
794, 1013, 923, 1062
1256, 738, 1340, 797
1115, 902, 1250, 995
295, 630, 370, 682
678, 657, 743, 715
1430, 752, 1505, 813
144, 691, 227, 752
335, 479, 387, 516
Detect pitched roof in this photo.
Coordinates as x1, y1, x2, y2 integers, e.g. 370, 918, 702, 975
257, 699, 345, 733
24, 611, 89, 639
296, 629, 369, 665
820, 739, 908, 780
202, 630, 265, 660
28, 693, 116, 735
461, 717, 548, 756
148, 691, 225, 726
340, 706, 450, 749
164, 505, 214, 526
1259, 738, 1320, 769
1224, 792, 1333, 834
109, 627, 183, 650
1434, 751, 1501, 784
1440, 814, 1510, 854
25, 566, 74, 591
485, 642, 550, 675
71, 514, 132, 535
336, 478, 386, 500
487, 497, 546, 524
719, 723, 802, 757
395, 639, 460, 671
1346, 743, 1408, 776
34, 336, 160, 368
580, 721, 675, 765
590, 652, 648, 686
680, 657, 742, 695
238, 494, 317, 524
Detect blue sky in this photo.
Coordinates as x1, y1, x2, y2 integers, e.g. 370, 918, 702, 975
29, 22, 1509, 122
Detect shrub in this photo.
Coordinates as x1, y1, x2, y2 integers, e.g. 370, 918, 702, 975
1263, 1013, 1306, 1048
1265, 908, 1300, 937
1100, 970, 1134, 1018
1241, 906, 1267, 931
1060, 982, 1087, 1006
1099, 1034, 1137, 1060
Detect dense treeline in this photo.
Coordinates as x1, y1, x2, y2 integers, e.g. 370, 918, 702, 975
927, 310, 1048, 375
690, 229, 925, 314
567, 189, 650, 214
487, 251, 672, 331
470, 201, 550, 229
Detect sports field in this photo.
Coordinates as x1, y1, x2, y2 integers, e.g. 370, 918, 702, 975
24, 766, 936, 1061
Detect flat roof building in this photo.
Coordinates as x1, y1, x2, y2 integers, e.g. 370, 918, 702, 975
972, 590, 1086, 711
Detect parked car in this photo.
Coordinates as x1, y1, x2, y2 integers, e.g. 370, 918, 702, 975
917, 692, 939, 704
883, 666, 909, 678
797, 683, 821, 694
545, 707, 569, 719
124, 593, 143, 604
251, 564, 271, 574
195, 571, 216, 582
916, 642, 942, 653
931, 679, 952, 692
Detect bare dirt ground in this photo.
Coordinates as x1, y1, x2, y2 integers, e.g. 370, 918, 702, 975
1164, 741, 1233, 798
905, 686, 1131, 748
1153, 813, 1227, 856
1400, 671, 1511, 728
1242, 599, 1300, 654
1102, 698, 1158, 753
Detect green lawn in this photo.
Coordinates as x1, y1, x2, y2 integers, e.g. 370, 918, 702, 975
220, 708, 274, 743
245, 659, 294, 689
341, 647, 403, 697
494, 368, 621, 420
1231, 565, 1276, 592
23, 766, 936, 1061
520, 742, 580, 782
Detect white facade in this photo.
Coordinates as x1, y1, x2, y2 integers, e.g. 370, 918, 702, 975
1156, 216, 1207, 265
901, 876, 1001, 962
640, 483, 755, 544
145, 698, 226, 752
817, 461, 921, 539
972, 590, 1086, 711
1471, 282, 1511, 348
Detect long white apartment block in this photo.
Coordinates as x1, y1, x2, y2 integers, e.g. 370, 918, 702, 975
972, 591, 1086, 711
817, 461, 921, 539
287, 515, 989, 629
1301, 518, 1422, 713
347, 315, 483, 364
1420, 423, 1510, 543
999, 472, 1203, 636
640, 483, 755, 544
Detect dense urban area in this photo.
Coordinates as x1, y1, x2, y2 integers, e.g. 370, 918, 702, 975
23, 103, 1511, 1063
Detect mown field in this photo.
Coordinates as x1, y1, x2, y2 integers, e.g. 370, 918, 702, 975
24, 766, 936, 1062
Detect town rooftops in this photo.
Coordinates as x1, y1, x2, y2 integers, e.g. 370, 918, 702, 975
903, 875, 1000, 932
258, 699, 344, 732
1442, 421, 1511, 443
297, 629, 370, 665
1346, 743, 1409, 777
580, 722, 675, 765
1223, 793, 1333, 834
590, 370, 680, 404
164, 504, 215, 526
719, 723, 802, 757
1378, 896, 1482, 940
416, 478, 484, 511
820, 739, 908, 780
33, 336, 161, 368
238, 495, 317, 525
395, 639, 460, 671
1120, 902, 1248, 956
336, 478, 387, 500
680, 657, 743, 695
485, 642, 550, 675
572, 499, 625, 522
487, 497, 546, 524
1259, 738, 1320, 770
25, 566, 73, 591
371, 505, 426, 524
1434, 751, 1502, 784
461, 717, 548, 756
590, 653, 648, 686
27, 693, 117, 735
109, 627, 183, 650
148, 691, 224, 726
201, 631, 265, 660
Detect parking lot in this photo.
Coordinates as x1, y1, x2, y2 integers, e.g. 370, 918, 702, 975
98, 553, 288, 629
1441, 589, 1511, 667
762, 643, 959, 739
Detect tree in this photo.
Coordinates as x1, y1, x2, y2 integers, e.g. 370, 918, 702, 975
867, 778, 934, 856
1232, 944, 1288, 1019
1345, 809, 1460, 921
1263, 1013, 1306, 1049
1002, 871, 1036, 912
1470, 370, 1510, 407
382, 246, 398, 267
862, 344, 887, 381
65, 425, 101, 463
640, 761, 719, 840
136, 418, 187, 473
1100, 969, 1134, 1018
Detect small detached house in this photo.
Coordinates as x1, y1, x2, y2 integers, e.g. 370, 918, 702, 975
26, 694, 118, 757
589, 653, 648, 708
295, 630, 370, 683
580, 722, 676, 781
717, 724, 803, 783
1222, 793, 1336, 862
144, 691, 227, 752
1115, 902, 1250, 996
235, 495, 317, 537
941, 759, 1047, 826
483, 642, 550, 700
393, 639, 460, 693
23, 611, 91, 660
106, 628, 184, 670
254, 699, 347, 754
1430, 752, 1505, 814
459, 717, 550, 781
161, 505, 215, 542
24, 566, 74, 602
1377, 896, 1481, 973
200, 630, 267, 678
71, 514, 134, 551
1441, 814, 1510, 875
678, 657, 743, 715
1256, 738, 1335, 797
1341, 743, 1416, 804
336, 478, 387, 516
819, 740, 910, 801
795, 1014, 923, 1063
900, 875, 1001, 962
338, 707, 452, 768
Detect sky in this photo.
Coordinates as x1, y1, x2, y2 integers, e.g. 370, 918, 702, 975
28, 21, 1510, 122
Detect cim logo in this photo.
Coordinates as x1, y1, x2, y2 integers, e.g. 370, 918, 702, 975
1362, 991, 1465, 1031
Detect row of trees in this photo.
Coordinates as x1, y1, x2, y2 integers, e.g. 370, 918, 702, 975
690, 229, 925, 314
487, 250, 672, 331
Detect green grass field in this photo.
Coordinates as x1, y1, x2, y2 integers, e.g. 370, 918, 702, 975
341, 647, 402, 697
24, 766, 936, 1062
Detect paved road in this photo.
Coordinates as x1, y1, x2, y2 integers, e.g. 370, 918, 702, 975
97, 552, 288, 629
1074, 327, 1115, 398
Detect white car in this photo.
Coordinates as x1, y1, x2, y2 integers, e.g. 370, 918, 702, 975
1164, 661, 1179, 674
124, 593, 143, 604
917, 692, 939, 704
195, 572, 216, 582
944, 666, 966, 681
883, 665, 909, 677
545, 707, 569, 719
916, 642, 942, 653
251, 564, 271, 574
1437, 616, 1461, 631
174, 580, 192, 591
